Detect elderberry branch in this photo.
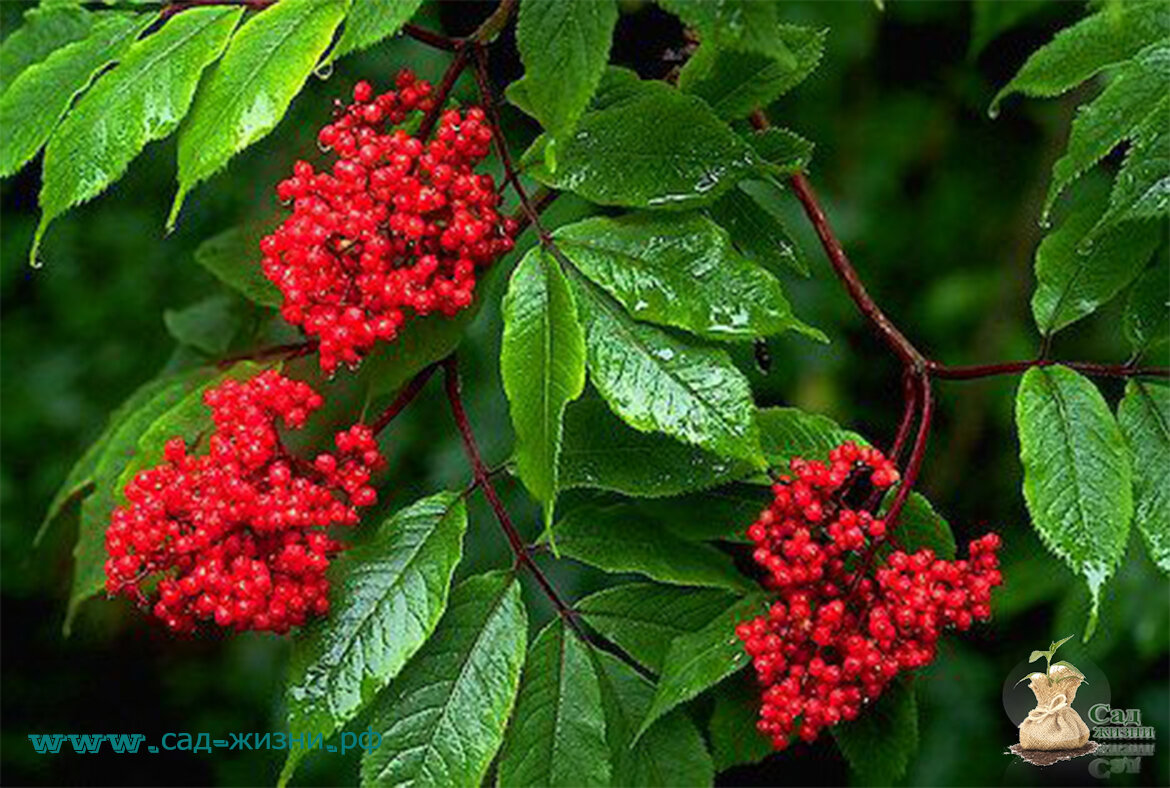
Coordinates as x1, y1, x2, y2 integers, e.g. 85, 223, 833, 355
370, 361, 440, 434
928, 358, 1170, 381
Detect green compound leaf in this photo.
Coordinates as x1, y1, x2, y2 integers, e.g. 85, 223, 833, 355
193, 223, 284, 308
706, 182, 808, 277
360, 571, 527, 788
327, 0, 423, 63
0, 13, 153, 182
636, 594, 764, 741
550, 503, 753, 593
757, 406, 867, 469
556, 213, 821, 343
832, 678, 918, 785
501, 247, 587, 529
1045, 38, 1170, 220
281, 492, 467, 786
577, 583, 739, 673
594, 650, 715, 787
522, 76, 758, 211
0, 4, 95, 96
33, 7, 243, 260
708, 673, 773, 772
880, 490, 957, 560
634, 483, 767, 543
515, 0, 618, 140
558, 398, 748, 499
657, 0, 793, 64
1124, 258, 1170, 357
1118, 381, 1170, 573
1016, 365, 1133, 640
1031, 186, 1161, 337
169, 0, 347, 229
570, 274, 764, 465
991, 0, 1170, 115
497, 619, 611, 787
678, 25, 826, 121
1095, 95, 1170, 232
744, 127, 814, 173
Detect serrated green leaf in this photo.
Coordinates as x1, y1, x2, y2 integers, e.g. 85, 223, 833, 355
757, 406, 867, 469
832, 678, 918, 785
635, 593, 763, 740
678, 26, 825, 121
577, 583, 739, 672
706, 182, 808, 276
1123, 259, 1170, 357
744, 127, 814, 173
497, 619, 610, 787
164, 294, 243, 356
557, 213, 821, 343
1031, 185, 1161, 336
65, 365, 224, 632
593, 650, 715, 787
1118, 380, 1170, 573
0, 13, 152, 181
169, 0, 347, 228
708, 673, 773, 772
559, 398, 748, 498
1045, 39, 1170, 218
1095, 95, 1170, 232
33, 7, 242, 259
657, 0, 793, 64
634, 484, 766, 543
522, 76, 758, 210
501, 247, 586, 528
991, 0, 1170, 115
360, 571, 527, 788
193, 223, 284, 307
327, 0, 423, 63
1016, 365, 1133, 639
281, 492, 467, 786
0, 5, 94, 96
570, 274, 763, 464
550, 503, 753, 592
880, 489, 957, 560
515, 0, 617, 140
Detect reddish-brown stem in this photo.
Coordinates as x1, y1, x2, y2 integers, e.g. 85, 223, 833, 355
371, 362, 440, 434
884, 374, 934, 527
888, 372, 920, 463
402, 23, 458, 52
928, 359, 1169, 380
509, 187, 559, 237
217, 340, 316, 368
417, 47, 470, 140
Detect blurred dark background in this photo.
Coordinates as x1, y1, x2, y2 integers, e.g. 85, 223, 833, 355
2, 1, 1166, 786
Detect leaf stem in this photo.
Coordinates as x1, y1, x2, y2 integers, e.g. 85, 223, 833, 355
216, 340, 316, 368
928, 359, 1169, 380
371, 361, 441, 434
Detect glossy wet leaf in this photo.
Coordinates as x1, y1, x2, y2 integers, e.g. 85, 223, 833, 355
1096, 95, 1170, 232
557, 213, 820, 342
593, 650, 715, 787
0, 13, 152, 180
522, 76, 758, 210
757, 406, 867, 468
678, 25, 825, 121
1016, 366, 1133, 639
635, 594, 764, 740
360, 572, 527, 788
991, 0, 1170, 115
515, 0, 617, 140
1124, 259, 1170, 356
832, 678, 918, 785
0, 4, 94, 95
170, 0, 347, 228
193, 223, 283, 308
164, 294, 242, 356
744, 127, 814, 173
1031, 186, 1160, 336
33, 7, 243, 259
550, 502, 753, 592
497, 619, 610, 787
577, 583, 739, 672
635, 483, 767, 543
558, 398, 748, 498
328, 0, 423, 62
708, 673, 773, 771
1118, 381, 1170, 573
706, 182, 808, 276
501, 247, 586, 528
571, 275, 763, 464
657, 0, 793, 64
281, 493, 467, 785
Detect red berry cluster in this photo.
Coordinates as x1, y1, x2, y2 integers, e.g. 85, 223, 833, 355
735, 442, 1002, 750
104, 371, 384, 634
260, 71, 517, 373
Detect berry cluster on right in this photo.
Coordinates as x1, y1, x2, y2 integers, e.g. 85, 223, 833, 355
736, 442, 1002, 750
260, 71, 516, 373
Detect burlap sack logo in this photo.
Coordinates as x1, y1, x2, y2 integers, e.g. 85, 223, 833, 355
1008, 635, 1098, 766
